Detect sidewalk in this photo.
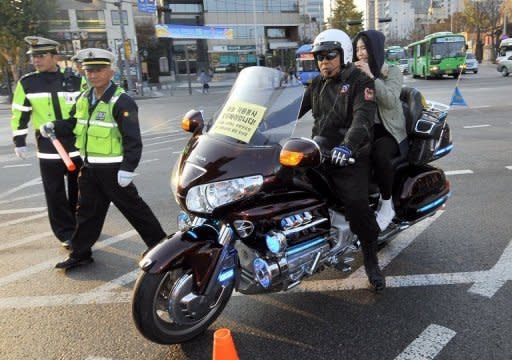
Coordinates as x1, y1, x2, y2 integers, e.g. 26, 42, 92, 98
134, 72, 237, 99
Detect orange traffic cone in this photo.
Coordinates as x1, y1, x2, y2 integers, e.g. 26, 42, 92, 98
213, 328, 239, 360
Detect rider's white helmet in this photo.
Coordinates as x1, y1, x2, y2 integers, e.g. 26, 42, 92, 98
312, 29, 353, 66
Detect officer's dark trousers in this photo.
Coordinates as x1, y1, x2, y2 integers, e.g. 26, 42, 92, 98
324, 156, 380, 269
70, 166, 166, 259
39, 157, 83, 242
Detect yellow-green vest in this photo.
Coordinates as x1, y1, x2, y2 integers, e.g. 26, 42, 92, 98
73, 87, 124, 164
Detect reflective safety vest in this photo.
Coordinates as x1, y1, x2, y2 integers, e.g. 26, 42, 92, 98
73, 87, 125, 164
11, 68, 82, 159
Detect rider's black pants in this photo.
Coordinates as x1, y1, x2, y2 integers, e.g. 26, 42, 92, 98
324, 155, 380, 267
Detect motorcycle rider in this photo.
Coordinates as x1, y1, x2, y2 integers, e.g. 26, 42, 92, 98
299, 29, 385, 291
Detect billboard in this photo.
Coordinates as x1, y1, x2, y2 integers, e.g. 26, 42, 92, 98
137, 0, 156, 14
155, 24, 234, 40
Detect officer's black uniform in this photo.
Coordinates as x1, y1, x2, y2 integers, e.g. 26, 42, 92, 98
63, 83, 166, 262
12, 69, 83, 243
299, 62, 382, 286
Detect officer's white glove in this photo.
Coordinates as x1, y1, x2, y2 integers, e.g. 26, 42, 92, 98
39, 122, 54, 138
117, 170, 135, 187
14, 146, 28, 160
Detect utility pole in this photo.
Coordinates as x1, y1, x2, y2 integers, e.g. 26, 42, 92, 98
252, 0, 260, 65
113, 1, 135, 92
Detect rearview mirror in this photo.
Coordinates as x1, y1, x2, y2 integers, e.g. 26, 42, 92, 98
181, 109, 204, 134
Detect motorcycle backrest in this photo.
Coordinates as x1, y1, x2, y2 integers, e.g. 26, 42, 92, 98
400, 86, 424, 135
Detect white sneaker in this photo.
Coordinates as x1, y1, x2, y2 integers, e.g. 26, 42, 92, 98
376, 198, 395, 231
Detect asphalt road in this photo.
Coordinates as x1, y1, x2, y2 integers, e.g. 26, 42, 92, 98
0, 63, 511, 360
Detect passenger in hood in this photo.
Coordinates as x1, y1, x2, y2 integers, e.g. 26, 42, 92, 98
353, 30, 407, 232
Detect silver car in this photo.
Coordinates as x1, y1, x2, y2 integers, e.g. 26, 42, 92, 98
496, 55, 512, 77
464, 53, 478, 74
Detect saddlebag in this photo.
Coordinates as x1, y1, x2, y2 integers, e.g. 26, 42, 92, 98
394, 164, 450, 222
408, 110, 452, 165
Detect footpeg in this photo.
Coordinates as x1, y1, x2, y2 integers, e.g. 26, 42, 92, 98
335, 262, 352, 272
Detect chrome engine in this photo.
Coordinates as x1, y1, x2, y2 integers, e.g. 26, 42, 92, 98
235, 210, 359, 294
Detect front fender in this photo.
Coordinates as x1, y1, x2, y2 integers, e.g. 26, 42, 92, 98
140, 225, 222, 281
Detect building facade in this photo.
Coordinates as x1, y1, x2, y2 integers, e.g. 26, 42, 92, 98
203, 0, 301, 71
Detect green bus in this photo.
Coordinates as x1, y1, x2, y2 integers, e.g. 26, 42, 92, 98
385, 46, 406, 65
407, 32, 466, 79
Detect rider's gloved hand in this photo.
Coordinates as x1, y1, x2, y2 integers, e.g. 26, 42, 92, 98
331, 145, 352, 167
39, 122, 54, 138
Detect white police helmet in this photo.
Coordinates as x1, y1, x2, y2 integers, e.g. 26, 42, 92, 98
312, 29, 353, 65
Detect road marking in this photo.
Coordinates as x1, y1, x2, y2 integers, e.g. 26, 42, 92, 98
144, 137, 188, 147
0, 192, 43, 205
0, 207, 47, 215
139, 158, 158, 165
463, 124, 491, 128
0, 177, 41, 200
394, 324, 456, 360
0, 230, 137, 288
445, 169, 474, 176
0, 212, 47, 228
0, 231, 53, 252
506, 166, 512, 170
3, 164, 32, 168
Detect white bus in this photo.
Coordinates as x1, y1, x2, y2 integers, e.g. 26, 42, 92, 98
497, 38, 512, 62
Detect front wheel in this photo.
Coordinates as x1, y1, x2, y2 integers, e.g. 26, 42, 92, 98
132, 268, 234, 344
502, 68, 509, 77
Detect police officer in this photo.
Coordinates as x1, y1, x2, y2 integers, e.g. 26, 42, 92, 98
70, 50, 90, 91
11, 36, 83, 248
299, 29, 385, 291
52, 48, 166, 269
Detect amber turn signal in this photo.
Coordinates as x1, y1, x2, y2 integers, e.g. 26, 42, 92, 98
181, 118, 191, 131
280, 149, 304, 167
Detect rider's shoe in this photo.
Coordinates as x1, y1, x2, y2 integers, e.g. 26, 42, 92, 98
376, 198, 395, 231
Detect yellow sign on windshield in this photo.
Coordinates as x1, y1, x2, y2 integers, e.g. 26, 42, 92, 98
210, 100, 267, 143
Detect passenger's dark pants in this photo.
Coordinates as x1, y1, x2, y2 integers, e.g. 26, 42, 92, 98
371, 124, 399, 200
39, 156, 83, 242
324, 155, 380, 270
70, 166, 166, 259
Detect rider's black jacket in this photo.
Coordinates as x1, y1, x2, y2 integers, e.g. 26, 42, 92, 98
299, 63, 376, 156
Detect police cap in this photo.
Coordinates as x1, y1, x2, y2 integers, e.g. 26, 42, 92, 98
81, 48, 115, 69
24, 36, 60, 55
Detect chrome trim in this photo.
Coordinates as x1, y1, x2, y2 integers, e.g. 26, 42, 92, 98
282, 217, 328, 236
218, 225, 233, 246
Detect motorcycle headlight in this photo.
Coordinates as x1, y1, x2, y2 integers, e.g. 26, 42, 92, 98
186, 175, 263, 213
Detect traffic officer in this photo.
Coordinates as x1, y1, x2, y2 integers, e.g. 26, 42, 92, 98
52, 48, 167, 269
70, 51, 90, 91
11, 36, 83, 248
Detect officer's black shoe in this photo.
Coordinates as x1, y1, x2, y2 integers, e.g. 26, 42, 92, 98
55, 256, 93, 270
366, 267, 386, 291
61, 240, 71, 250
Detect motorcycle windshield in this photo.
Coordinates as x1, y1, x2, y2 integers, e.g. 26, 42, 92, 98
206, 66, 305, 146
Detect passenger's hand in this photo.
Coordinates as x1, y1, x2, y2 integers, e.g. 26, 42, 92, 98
331, 145, 352, 167
117, 170, 135, 187
14, 146, 28, 160
39, 122, 54, 138
354, 60, 374, 79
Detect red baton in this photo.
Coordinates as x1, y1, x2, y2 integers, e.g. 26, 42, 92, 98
47, 130, 76, 172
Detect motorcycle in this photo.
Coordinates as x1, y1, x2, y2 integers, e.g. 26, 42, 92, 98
131, 66, 453, 344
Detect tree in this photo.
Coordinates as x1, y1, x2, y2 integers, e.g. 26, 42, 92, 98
0, 0, 56, 81
329, 0, 364, 38
463, 0, 502, 61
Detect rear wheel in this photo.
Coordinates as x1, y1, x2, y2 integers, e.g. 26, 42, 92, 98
132, 268, 234, 344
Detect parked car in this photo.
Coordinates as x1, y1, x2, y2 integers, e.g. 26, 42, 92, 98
496, 55, 512, 77
398, 58, 409, 74
463, 53, 478, 74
